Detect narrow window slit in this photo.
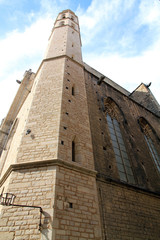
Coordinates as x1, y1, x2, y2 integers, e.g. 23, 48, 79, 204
72, 87, 74, 96
72, 141, 75, 162
69, 202, 73, 208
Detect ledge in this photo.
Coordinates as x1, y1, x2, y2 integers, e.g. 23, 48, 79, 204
0, 159, 97, 186
34, 55, 84, 81
97, 173, 160, 198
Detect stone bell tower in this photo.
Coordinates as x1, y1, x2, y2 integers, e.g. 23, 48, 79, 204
0, 10, 102, 240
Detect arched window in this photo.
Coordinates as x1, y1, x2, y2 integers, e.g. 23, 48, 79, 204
105, 97, 135, 184
139, 117, 160, 173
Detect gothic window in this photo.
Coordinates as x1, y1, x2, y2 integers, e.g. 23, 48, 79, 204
139, 118, 160, 173
104, 97, 135, 184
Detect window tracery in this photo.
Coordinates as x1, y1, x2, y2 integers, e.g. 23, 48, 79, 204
139, 117, 160, 173
104, 97, 135, 184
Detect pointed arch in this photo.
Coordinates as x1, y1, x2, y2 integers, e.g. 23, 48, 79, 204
138, 117, 160, 172
103, 97, 127, 123
104, 97, 135, 184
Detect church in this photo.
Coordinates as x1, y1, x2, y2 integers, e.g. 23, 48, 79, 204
0, 9, 160, 240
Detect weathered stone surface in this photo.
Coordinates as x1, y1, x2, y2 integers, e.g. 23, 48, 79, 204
0, 232, 14, 240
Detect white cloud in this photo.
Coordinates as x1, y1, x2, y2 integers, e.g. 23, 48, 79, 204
0, 0, 63, 121
79, 0, 160, 104
0, 17, 52, 70
0, 16, 54, 121
138, 0, 160, 25
84, 39, 160, 103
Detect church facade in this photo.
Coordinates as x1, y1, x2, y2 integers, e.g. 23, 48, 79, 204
0, 9, 160, 240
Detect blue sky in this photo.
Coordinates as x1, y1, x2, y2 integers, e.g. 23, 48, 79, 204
0, 0, 160, 121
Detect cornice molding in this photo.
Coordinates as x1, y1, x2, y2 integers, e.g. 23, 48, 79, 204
0, 158, 97, 186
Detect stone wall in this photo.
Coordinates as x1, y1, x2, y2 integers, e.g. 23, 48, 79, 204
98, 180, 160, 240
0, 162, 102, 240
0, 165, 56, 240
54, 165, 102, 240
